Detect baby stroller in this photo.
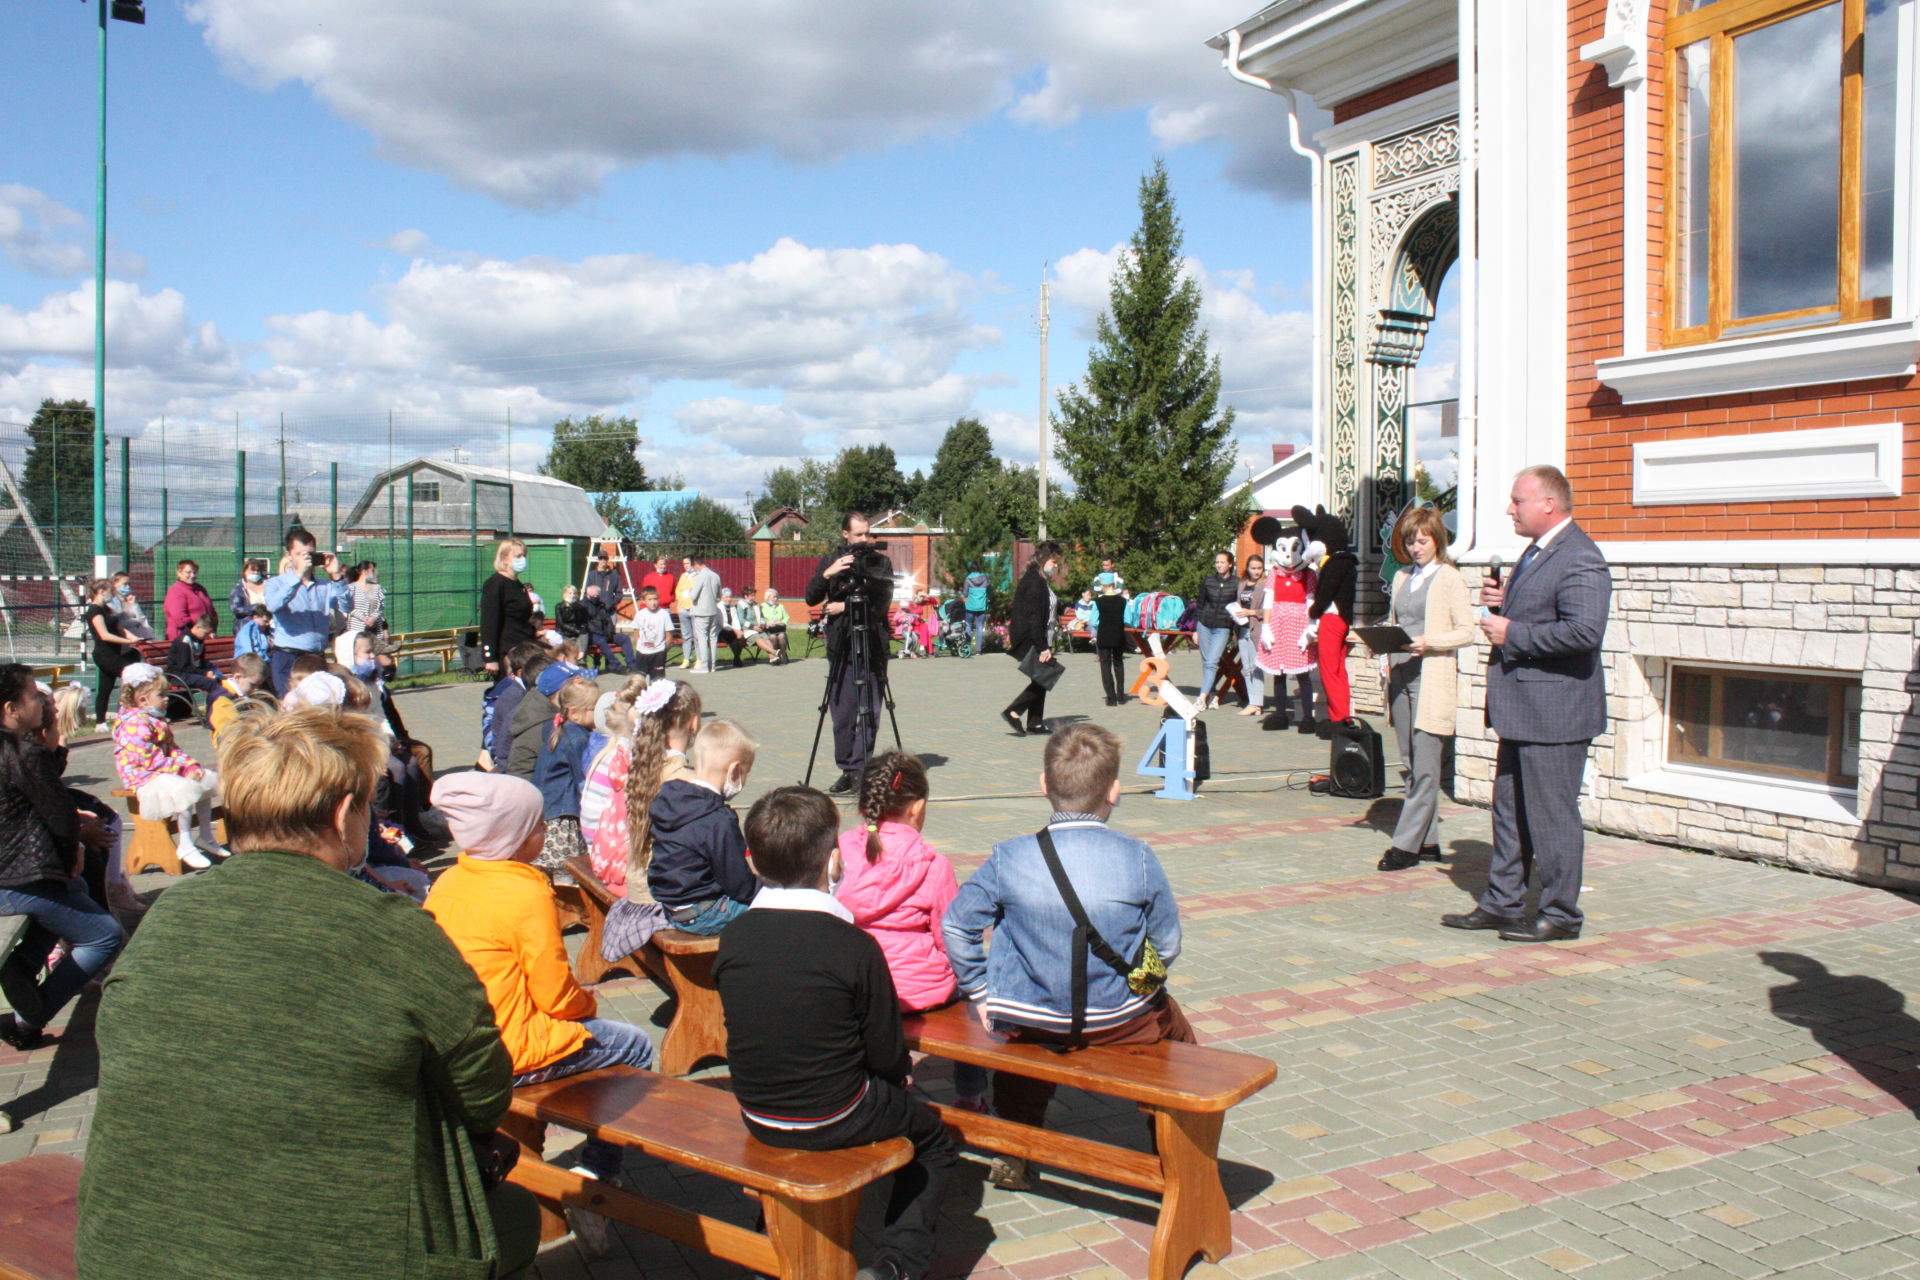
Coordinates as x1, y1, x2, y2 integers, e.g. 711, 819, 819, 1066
933, 597, 974, 659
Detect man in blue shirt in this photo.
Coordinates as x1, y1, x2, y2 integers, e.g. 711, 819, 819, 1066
264, 527, 353, 695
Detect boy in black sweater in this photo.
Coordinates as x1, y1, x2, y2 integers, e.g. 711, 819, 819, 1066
715, 786, 955, 1280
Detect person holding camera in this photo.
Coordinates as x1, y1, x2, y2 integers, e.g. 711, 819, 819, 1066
265, 527, 353, 697
804, 511, 894, 795
999, 541, 1062, 737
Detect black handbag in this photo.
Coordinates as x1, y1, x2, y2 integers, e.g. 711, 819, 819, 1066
1017, 650, 1065, 690
1034, 829, 1168, 1040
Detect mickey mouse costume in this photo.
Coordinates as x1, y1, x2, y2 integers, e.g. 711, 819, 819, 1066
1291, 504, 1363, 736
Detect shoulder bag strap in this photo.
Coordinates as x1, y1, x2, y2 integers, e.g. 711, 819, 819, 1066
1034, 828, 1134, 1040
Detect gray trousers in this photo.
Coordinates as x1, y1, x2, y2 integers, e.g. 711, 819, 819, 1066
687, 612, 719, 670
830, 658, 885, 775
1482, 737, 1591, 929
1387, 665, 1444, 853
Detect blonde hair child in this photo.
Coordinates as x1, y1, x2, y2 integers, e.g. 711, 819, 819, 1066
111, 664, 227, 870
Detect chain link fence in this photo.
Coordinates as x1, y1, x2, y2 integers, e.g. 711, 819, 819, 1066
0, 410, 533, 666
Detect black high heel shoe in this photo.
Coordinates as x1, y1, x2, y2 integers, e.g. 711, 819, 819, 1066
1000, 709, 1028, 737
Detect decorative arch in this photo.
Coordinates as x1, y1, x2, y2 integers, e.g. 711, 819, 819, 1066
1366, 195, 1458, 530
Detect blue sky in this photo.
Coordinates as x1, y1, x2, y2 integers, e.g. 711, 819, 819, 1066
2, 0, 1351, 512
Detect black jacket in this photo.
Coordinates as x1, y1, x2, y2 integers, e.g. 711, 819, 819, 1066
584, 565, 625, 601
1094, 594, 1128, 648
716, 908, 910, 1127
0, 732, 80, 889
505, 683, 555, 781
1196, 572, 1240, 630
1007, 563, 1053, 657
582, 596, 618, 638
555, 600, 590, 638
167, 633, 211, 677
803, 545, 893, 663
646, 779, 755, 909
479, 572, 534, 664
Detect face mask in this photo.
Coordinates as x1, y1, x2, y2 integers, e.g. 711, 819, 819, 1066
352, 659, 379, 679
246, 572, 263, 583
721, 771, 745, 801
827, 854, 843, 896
511, 556, 528, 573
117, 584, 132, 596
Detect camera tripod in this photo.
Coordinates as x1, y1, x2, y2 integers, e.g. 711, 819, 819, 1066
803, 583, 903, 788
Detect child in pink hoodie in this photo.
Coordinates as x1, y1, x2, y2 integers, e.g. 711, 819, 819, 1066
836, 750, 988, 1111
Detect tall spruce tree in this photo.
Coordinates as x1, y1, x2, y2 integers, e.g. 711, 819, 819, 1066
1050, 161, 1243, 598
21, 398, 95, 536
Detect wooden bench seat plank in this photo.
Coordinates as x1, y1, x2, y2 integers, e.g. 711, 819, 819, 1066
510, 1068, 910, 1201
902, 1004, 1276, 1112
0, 1153, 81, 1280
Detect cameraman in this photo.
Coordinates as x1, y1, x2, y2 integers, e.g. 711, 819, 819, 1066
264, 526, 353, 696
805, 510, 894, 794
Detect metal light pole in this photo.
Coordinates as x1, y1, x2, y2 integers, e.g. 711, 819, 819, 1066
92, 0, 145, 578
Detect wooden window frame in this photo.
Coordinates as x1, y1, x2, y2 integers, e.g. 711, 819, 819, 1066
1664, 0, 1894, 346
1667, 664, 1861, 788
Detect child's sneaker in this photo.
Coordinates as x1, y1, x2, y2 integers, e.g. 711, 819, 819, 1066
986, 1155, 1032, 1191
177, 843, 212, 871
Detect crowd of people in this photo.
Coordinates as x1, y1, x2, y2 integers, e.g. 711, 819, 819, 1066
0, 464, 1610, 1278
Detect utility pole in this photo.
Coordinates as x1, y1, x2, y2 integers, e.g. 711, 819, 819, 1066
1037, 263, 1050, 541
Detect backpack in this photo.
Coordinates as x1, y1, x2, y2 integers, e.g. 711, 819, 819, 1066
965, 573, 988, 613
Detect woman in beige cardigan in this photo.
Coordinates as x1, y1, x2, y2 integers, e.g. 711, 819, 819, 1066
1375, 506, 1478, 871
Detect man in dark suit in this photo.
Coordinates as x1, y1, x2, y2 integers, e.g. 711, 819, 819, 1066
1442, 465, 1611, 943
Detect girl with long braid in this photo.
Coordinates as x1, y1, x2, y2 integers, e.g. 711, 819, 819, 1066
614, 680, 702, 897
834, 749, 989, 1112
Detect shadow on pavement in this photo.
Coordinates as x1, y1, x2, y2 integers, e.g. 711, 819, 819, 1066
1760, 952, 1920, 1119
3, 987, 102, 1129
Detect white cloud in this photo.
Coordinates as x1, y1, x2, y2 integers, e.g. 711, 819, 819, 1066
0, 185, 147, 279
185, 0, 1312, 207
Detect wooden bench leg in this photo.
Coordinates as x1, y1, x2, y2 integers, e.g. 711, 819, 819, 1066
651, 945, 729, 1077
498, 1114, 569, 1245
1145, 1107, 1231, 1280
124, 816, 182, 878
763, 1190, 860, 1280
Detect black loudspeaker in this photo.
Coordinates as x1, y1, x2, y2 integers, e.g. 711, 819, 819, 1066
1323, 723, 1385, 799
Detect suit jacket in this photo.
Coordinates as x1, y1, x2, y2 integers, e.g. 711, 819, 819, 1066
1485, 522, 1611, 744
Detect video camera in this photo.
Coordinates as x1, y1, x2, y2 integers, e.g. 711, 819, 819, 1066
830, 540, 896, 597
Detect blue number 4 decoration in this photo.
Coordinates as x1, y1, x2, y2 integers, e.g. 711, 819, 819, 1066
1137, 715, 1197, 801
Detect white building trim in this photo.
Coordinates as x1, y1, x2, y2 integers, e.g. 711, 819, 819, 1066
1314, 83, 1457, 151
1453, 537, 1920, 566
1631, 423, 1905, 506
1595, 317, 1920, 405
1623, 766, 1860, 825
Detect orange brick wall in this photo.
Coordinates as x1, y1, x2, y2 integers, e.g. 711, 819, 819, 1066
1563, 0, 1920, 540
1331, 59, 1459, 123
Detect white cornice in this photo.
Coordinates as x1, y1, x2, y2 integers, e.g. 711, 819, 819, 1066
1457, 539, 1920, 566
1315, 84, 1458, 152
1214, 0, 1456, 109
1594, 317, 1920, 404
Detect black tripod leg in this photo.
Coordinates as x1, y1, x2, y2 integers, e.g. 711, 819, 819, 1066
803, 648, 845, 787
877, 666, 904, 754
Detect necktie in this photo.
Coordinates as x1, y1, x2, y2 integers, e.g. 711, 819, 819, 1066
1508, 543, 1540, 596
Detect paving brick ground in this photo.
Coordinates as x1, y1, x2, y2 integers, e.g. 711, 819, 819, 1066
6, 646, 1919, 1279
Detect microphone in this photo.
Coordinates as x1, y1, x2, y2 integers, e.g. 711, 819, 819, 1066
1486, 554, 1504, 616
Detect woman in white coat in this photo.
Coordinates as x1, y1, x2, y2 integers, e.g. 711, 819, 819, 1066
1375, 506, 1479, 872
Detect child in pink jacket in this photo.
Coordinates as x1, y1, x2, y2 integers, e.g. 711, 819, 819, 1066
835, 749, 988, 1110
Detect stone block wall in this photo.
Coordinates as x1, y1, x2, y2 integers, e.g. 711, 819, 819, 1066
1420, 562, 1920, 889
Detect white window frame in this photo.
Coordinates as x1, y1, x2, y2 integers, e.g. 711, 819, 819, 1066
1624, 658, 1863, 822
1589, 0, 1920, 404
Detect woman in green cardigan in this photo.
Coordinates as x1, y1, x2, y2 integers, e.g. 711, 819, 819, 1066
77, 704, 539, 1280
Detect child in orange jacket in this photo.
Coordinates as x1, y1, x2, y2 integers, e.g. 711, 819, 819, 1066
423, 772, 654, 1189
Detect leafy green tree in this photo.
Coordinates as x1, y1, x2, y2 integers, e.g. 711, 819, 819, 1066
935, 474, 1010, 593
541, 414, 650, 493
987, 464, 1042, 541
646, 494, 749, 556
823, 444, 905, 521
751, 458, 833, 520
918, 417, 996, 525
20, 399, 95, 548
1049, 161, 1244, 598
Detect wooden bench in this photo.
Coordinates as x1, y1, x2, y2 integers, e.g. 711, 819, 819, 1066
637, 929, 725, 1077
901, 1003, 1275, 1280
0, 1153, 81, 1280
503, 1067, 910, 1280
551, 857, 638, 987
385, 627, 465, 673
112, 789, 225, 878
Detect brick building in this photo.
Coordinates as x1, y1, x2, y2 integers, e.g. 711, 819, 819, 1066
1212, 0, 1919, 886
